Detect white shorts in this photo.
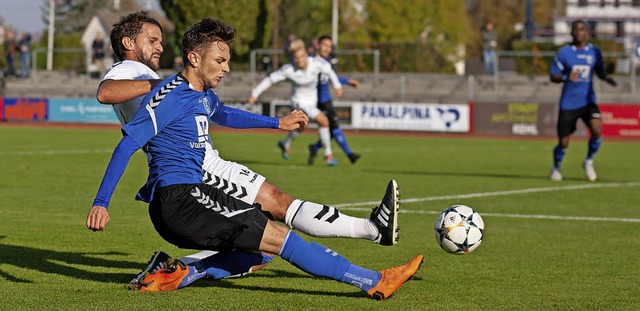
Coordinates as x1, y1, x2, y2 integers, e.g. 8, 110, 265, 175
201, 149, 266, 204
293, 101, 322, 120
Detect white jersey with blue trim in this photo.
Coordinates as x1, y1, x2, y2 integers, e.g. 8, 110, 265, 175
251, 56, 342, 106
102, 60, 160, 125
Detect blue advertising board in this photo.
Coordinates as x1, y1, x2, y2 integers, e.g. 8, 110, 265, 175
48, 98, 119, 123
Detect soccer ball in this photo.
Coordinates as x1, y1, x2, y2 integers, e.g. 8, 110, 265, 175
434, 205, 484, 254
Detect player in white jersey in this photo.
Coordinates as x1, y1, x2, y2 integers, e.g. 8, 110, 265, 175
96, 11, 400, 290
101, 60, 160, 124
248, 39, 342, 166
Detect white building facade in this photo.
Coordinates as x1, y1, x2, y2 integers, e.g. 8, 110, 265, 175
554, 0, 640, 49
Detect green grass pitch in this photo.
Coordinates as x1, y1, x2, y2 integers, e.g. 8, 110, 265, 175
0, 125, 638, 310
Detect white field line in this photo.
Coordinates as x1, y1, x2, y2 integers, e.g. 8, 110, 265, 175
335, 182, 640, 223
0, 149, 113, 156
2, 148, 637, 223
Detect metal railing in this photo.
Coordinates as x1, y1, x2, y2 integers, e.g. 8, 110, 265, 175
493, 50, 637, 93
31, 47, 88, 78
249, 48, 380, 87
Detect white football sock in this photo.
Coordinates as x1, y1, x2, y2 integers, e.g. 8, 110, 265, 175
282, 130, 300, 148
284, 199, 378, 240
318, 127, 333, 156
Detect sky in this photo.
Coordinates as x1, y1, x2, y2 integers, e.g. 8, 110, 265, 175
1, 0, 162, 36
2, 0, 45, 35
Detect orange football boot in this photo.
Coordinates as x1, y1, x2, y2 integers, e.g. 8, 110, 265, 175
367, 254, 424, 300
128, 258, 189, 292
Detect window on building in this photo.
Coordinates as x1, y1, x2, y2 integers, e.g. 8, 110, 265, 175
578, 0, 588, 6
634, 0, 640, 7
588, 21, 597, 38
616, 21, 625, 37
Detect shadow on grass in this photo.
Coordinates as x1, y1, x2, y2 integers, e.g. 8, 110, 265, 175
366, 168, 591, 182
0, 240, 140, 284
191, 268, 423, 298
189, 269, 364, 298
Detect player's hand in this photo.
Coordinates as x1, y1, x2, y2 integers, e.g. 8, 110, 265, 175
605, 77, 617, 87
86, 205, 110, 232
247, 96, 257, 105
334, 88, 344, 97
348, 79, 359, 88
278, 109, 309, 131
568, 71, 580, 82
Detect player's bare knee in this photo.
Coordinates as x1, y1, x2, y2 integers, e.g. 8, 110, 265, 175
256, 182, 294, 221
259, 221, 289, 254
315, 114, 329, 127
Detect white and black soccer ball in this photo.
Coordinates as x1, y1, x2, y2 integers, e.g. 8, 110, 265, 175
434, 205, 484, 254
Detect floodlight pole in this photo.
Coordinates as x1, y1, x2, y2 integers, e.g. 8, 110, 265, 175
46, 0, 55, 71
332, 0, 338, 46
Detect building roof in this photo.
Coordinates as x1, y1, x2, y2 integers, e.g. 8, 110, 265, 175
95, 8, 175, 36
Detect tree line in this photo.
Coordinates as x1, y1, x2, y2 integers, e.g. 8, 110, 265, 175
4, 0, 604, 74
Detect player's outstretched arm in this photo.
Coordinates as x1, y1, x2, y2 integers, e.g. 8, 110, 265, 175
549, 73, 564, 83
603, 76, 617, 87
87, 206, 110, 232
347, 79, 359, 88
97, 79, 162, 104
278, 109, 309, 131
594, 48, 617, 87
87, 135, 140, 232
249, 72, 284, 104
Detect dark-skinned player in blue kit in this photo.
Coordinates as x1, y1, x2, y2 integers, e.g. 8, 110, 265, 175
549, 20, 616, 182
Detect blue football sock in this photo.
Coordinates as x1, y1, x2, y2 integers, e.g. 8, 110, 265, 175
340, 263, 382, 291
176, 264, 204, 289
553, 145, 566, 169
587, 137, 602, 160
177, 251, 273, 288
279, 231, 380, 292
331, 128, 353, 156
312, 139, 322, 153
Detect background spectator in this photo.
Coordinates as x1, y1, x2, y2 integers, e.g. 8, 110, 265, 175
92, 32, 106, 77
482, 22, 498, 74
283, 33, 297, 60
17, 32, 31, 78
3, 30, 18, 77
307, 38, 319, 55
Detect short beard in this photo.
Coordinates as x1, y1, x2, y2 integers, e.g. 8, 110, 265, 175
138, 52, 160, 71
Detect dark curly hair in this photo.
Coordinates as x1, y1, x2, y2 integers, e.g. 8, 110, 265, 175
110, 11, 162, 61
181, 18, 236, 66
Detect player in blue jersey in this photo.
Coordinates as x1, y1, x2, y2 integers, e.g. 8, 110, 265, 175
308, 35, 361, 165
87, 18, 421, 299
96, 11, 402, 290
549, 20, 616, 181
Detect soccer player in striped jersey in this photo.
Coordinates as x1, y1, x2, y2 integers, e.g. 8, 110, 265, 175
308, 35, 361, 165
86, 18, 421, 299
549, 20, 616, 181
94, 12, 401, 290
248, 39, 341, 166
